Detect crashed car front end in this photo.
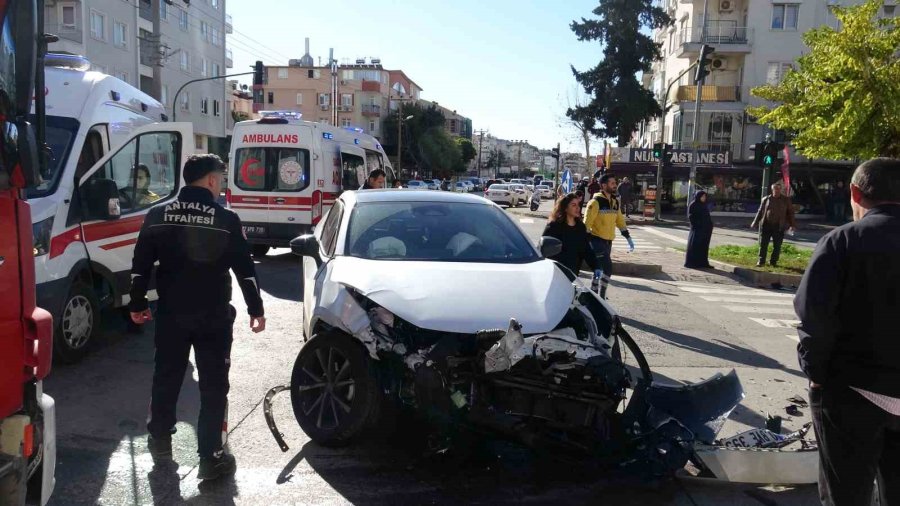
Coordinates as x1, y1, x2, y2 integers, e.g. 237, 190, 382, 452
266, 274, 763, 479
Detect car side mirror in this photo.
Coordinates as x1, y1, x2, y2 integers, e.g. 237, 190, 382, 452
290, 234, 322, 266
538, 236, 562, 258
81, 178, 121, 220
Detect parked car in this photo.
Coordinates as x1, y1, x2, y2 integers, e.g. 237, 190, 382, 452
485, 179, 504, 189
485, 183, 518, 208
454, 181, 467, 192
459, 181, 473, 192
536, 185, 554, 199
427, 180, 440, 190
273, 189, 751, 480
508, 183, 530, 205
405, 180, 430, 190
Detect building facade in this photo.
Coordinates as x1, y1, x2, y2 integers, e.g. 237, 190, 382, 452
44, 0, 230, 153
628, 0, 884, 215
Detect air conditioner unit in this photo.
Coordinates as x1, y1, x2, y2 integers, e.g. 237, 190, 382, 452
719, 0, 733, 12
320, 104, 329, 111
711, 58, 726, 70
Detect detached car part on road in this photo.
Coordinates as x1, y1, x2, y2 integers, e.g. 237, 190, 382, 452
263, 190, 818, 484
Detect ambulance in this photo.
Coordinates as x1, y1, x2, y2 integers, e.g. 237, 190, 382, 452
29, 54, 192, 362
227, 111, 395, 256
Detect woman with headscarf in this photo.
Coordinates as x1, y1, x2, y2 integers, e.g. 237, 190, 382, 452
684, 190, 714, 269
542, 192, 597, 276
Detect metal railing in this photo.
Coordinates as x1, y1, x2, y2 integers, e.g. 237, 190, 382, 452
678, 22, 752, 46
361, 104, 381, 115
676, 85, 741, 102
46, 23, 83, 44
225, 14, 233, 33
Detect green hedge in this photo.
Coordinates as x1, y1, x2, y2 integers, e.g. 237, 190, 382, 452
708, 244, 813, 274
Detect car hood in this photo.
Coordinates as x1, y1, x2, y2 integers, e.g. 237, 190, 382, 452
328, 256, 575, 334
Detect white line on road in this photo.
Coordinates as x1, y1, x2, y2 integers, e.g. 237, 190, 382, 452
677, 286, 795, 298
519, 218, 535, 224
699, 296, 794, 305
724, 305, 797, 315
748, 317, 800, 328
635, 226, 688, 245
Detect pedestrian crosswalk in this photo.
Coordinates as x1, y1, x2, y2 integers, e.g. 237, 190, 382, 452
517, 218, 663, 251
670, 281, 800, 340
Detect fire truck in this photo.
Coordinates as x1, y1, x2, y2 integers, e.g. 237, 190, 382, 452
0, 0, 57, 504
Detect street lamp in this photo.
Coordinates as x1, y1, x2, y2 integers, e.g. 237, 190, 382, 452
397, 111, 414, 179
513, 140, 528, 178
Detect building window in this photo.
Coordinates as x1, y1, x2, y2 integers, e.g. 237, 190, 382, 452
200, 21, 209, 41
296, 93, 303, 105
161, 85, 168, 106
61, 5, 77, 28
180, 92, 190, 112
180, 51, 190, 72
159, 0, 166, 20
195, 135, 204, 150
213, 100, 221, 117
201, 58, 208, 77
766, 62, 794, 85
211, 0, 220, 9
90, 10, 106, 41
116, 70, 128, 83
308, 69, 321, 79
212, 62, 220, 77
772, 4, 799, 30
885, 5, 896, 16
341, 118, 351, 127
278, 68, 288, 79
178, 8, 188, 31
267, 91, 274, 104
369, 119, 377, 132
114, 21, 127, 48
201, 97, 209, 115
341, 93, 353, 107
212, 28, 221, 47
319, 93, 330, 106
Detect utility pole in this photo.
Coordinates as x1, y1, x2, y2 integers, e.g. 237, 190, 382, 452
475, 129, 487, 179
329, 48, 337, 125
150, 0, 162, 101
654, 61, 699, 221
397, 104, 403, 178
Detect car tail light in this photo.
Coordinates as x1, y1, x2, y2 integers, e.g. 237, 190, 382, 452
23, 423, 34, 458
225, 188, 232, 206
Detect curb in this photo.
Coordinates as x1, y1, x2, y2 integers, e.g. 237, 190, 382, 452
580, 260, 663, 279
507, 207, 548, 219
732, 267, 804, 288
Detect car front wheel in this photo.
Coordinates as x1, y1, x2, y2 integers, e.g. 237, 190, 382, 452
290, 331, 379, 446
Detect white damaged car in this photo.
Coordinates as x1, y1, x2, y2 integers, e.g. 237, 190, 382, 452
263, 190, 818, 483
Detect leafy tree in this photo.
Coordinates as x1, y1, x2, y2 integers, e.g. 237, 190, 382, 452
417, 128, 463, 176
485, 149, 507, 171
748, 0, 900, 159
456, 138, 477, 165
559, 85, 598, 171
383, 102, 448, 170
569, 1, 671, 145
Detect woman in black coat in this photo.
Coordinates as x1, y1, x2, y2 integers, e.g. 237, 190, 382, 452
685, 190, 714, 268
542, 192, 597, 276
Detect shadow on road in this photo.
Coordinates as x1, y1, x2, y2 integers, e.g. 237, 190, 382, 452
254, 253, 302, 302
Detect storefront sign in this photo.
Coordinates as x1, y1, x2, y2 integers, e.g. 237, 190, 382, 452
630, 149, 731, 166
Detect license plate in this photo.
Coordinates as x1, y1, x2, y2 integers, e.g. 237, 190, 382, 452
491, 192, 501, 196
242, 226, 266, 236
720, 428, 782, 448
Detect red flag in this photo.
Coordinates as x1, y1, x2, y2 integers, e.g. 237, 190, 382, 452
781, 146, 791, 196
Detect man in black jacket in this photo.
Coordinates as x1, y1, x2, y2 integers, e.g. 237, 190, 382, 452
360, 168, 386, 190
129, 154, 266, 480
795, 157, 900, 505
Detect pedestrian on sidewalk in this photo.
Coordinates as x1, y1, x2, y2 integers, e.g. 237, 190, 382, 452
129, 154, 266, 480
684, 190, 714, 269
542, 192, 597, 276
795, 158, 900, 506
618, 177, 634, 218
587, 177, 600, 202
584, 174, 634, 299
750, 183, 796, 267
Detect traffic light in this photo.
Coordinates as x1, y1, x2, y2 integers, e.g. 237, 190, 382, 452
694, 45, 715, 84
253, 60, 264, 86
652, 142, 663, 158
550, 147, 560, 159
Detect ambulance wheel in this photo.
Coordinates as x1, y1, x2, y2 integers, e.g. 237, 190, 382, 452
252, 245, 270, 258
290, 331, 379, 447
54, 282, 100, 363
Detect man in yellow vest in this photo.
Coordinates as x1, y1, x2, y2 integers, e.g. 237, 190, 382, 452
584, 174, 634, 298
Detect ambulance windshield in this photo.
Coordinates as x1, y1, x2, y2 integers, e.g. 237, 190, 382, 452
25, 115, 80, 198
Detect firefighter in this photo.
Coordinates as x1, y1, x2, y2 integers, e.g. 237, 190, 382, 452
584, 174, 634, 299
129, 154, 266, 480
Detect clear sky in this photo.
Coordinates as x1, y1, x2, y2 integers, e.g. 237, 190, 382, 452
226, 0, 607, 152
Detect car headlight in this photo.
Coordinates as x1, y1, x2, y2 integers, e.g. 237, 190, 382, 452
32, 217, 54, 257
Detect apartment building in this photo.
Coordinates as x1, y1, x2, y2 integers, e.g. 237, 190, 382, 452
418, 100, 473, 140
44, 0, 230, 154
625, 0, 884, 215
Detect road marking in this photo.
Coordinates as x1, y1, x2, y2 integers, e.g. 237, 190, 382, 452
749, 317, 801, 328
677, 286, 794, 298
519, 218, 535, 224
724, 305, 797, 315
699, 296, 794, 305
636, 226, 688, 245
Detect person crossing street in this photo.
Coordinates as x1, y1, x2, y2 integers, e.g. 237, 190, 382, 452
128, 154, 266, 481
584, 174, 634, 299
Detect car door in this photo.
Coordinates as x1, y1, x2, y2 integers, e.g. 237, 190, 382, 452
303, 199, 343, 336
76, 123, 192, 305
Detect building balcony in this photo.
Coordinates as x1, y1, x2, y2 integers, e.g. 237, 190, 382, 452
338, 105, 353, 112
139, 0, 151, 21
676, 85, 741, 102
225, 14, 233, 34
361, 104, 381, 117
46, 23, 83, 44
225, 48, 233, 68
676, 22, 753, 57
361, 80, 380, 92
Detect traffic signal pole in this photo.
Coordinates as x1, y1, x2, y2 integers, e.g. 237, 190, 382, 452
687, 0, 712, 218
654, 62, 699, 221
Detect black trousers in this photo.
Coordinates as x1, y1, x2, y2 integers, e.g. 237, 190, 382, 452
758, 223, 785, 265
147, 306, 236, 458
589, 237, 613, 298
811, 385, 900, 506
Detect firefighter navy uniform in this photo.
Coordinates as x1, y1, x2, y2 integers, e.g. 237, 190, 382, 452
129, 185, 264, 459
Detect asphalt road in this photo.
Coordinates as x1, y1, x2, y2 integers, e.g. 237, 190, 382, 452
44, 214, 819, 504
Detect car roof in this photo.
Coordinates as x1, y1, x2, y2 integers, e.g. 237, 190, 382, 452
350, 189, 492, 205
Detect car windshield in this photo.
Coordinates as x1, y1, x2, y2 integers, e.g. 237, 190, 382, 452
345, 201, 539, 263
537, 185, 549, 190
490, 184, 509, 190
25, 115, 80, 198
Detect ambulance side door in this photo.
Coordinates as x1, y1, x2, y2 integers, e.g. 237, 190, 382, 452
267, 126, 314, 229
76, 123, 193, 305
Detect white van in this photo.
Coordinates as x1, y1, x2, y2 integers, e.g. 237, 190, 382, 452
29, 54, 192, 362
227, 112, 394, 256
